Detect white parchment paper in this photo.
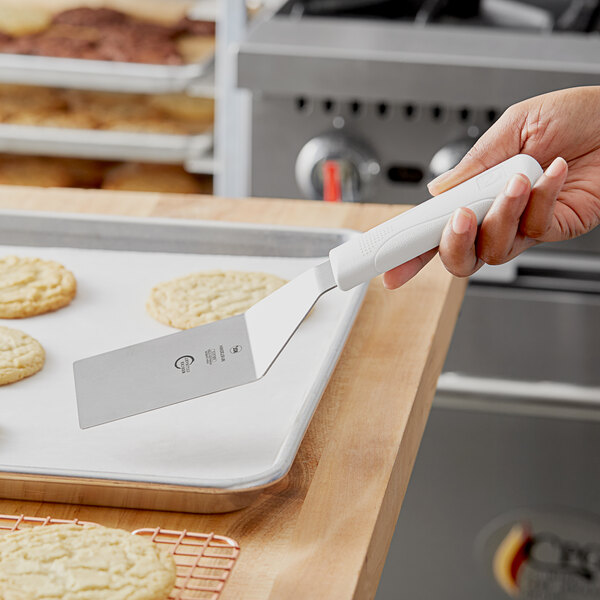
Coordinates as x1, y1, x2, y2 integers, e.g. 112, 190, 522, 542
0, 244, 364, 489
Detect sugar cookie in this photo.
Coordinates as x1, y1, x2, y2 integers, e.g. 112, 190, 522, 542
147, 270, 287, 329
0, 325, 44, 385
0, 523, 176, 600
102, 162, 209, 194
0, 256, 76, 318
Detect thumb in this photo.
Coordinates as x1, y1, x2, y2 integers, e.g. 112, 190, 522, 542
427, 109, 523, 195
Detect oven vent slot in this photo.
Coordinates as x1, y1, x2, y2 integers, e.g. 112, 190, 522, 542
387, 165, 423, 184
290, 97, 502, 125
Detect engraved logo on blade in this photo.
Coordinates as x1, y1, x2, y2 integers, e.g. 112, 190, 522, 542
174, 355, 194, 374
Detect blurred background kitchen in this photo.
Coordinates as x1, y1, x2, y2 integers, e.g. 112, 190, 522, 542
0, 0, 599, 597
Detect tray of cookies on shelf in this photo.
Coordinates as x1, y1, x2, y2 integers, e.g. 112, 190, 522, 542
0, 84, 214, 167
0, 1, 215, 94
0, 155, 214, 190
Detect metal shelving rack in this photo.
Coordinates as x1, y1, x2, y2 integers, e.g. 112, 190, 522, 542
215, 0, 286, 196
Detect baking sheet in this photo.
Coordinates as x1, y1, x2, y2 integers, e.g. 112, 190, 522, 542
0, 225, 365, 490
0, 53, 214, 96
0, 125, 214, 173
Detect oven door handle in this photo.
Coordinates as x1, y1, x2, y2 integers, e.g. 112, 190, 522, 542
436, 372, 600, 420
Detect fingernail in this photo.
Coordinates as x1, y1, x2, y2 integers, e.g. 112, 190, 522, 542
428, 169, 453, 192
506, 174, 528, 198
452, 208, 471, 235
545, 156, 567, 178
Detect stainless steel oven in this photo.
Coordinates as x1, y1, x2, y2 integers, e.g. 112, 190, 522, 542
235, 2, 600, 597
378, 403, 600, 599
376, 242, 600, 598
237, 0, 600, 205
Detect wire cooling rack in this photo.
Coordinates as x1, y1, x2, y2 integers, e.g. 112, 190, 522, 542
0, 514, 240, 600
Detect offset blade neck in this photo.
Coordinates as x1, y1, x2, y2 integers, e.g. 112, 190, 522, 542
245, 260, 336, 377
313, 260, 336, 293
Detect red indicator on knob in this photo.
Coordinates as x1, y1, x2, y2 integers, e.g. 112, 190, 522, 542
323, 160, 342, 203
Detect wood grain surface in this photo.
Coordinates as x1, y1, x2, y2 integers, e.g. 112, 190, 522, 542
0, 186, 467, 600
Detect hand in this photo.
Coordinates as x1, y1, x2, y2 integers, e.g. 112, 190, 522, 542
383, 86, 600, 289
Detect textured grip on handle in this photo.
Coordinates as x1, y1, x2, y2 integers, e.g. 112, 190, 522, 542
329, 154, 543, 291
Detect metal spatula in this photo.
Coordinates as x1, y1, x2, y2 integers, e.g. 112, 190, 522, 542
74, 154, 542, 428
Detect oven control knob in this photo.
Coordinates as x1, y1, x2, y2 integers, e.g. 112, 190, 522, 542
429, 138, 476, 181
295, 133, 380, 202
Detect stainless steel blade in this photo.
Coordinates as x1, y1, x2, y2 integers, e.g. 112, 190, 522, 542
74, 314, 255, 428
74, 261, 336, 428
246, 260, 336, 376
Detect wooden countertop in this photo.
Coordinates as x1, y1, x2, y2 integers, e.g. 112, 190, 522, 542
0, 187, 466, 600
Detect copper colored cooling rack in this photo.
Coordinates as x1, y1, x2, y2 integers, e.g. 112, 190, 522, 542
0, 514, 240, 600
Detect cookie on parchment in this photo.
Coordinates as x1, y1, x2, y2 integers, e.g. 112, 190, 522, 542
147, 270, 288, 329
0, 256, 76, 318
0, 523, 176, 600
0, 325, 44, 385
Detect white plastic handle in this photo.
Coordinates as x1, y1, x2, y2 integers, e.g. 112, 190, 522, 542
329, 154, 543, 291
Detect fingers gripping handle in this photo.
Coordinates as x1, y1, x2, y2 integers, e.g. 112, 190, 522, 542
329, 154, 543, 291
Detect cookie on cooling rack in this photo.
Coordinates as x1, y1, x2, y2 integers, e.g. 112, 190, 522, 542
147, 270, 288, 329
0, 326, 44, 385
0, 255, 76, 318
0, 523, 176, 600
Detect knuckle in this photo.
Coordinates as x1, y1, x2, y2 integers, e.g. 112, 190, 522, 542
503, 103, 526, 128
503, 104, 519, 121
439, 253, 474, 278
449, 266, 474, 278
521, 222, 550, 239
480, 251, 506, 266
